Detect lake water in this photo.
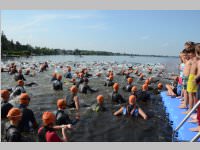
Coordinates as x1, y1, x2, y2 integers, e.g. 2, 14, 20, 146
1, 55, 179, 142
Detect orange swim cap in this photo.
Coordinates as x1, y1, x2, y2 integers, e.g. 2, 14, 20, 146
157, 83, 163, 90
129, 95, 136, 105
19, 93, 30, 105
1, 90, 10, 100
57, 99, 67, 109
52, 73, 57, 78
131, 86, 137, 92
113, 83, 119, 91
109, 75, 114, 80
42, 111, 56, 126
17, 80, 24, 86
70, 85, 78, 94
57, 74, 62, 80
142, 84, 148, 91
127, 77, 133, 84
7, 108, 22, 121
145, 79, 150, 85
97, 95, 104, 104
79, 73, 84, 78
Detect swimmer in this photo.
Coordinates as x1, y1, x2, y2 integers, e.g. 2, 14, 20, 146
18, 93, 38, 132
52, 74, 63, 90
64, 66, 72, 79
113, 95, 147, 120
51, 73, 57, 82
4, 108, 23, 142
79, 78, 98, 94
1, 90, 13, 119
104, 75, 114, 87
66, 86, 80, 111
76, 73, 84, 88
13, 69, 26, 81
122, 77, 133, 92
56, 99, 79, 126
136, 84, 151, 102
92, 95, 106, 112
10, 80, 26, 98
38, 111, 71, 142
112, 83, 126, 104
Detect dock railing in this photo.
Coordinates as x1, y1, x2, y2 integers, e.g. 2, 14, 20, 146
172, 100, 200, 142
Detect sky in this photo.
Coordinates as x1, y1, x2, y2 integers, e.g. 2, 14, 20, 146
1, 10, 200, 56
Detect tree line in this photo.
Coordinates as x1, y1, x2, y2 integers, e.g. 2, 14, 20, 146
1, 32, 176, 57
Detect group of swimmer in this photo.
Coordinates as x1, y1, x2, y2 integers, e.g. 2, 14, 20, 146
1, 42, 200, 142
165, 42, 200, 132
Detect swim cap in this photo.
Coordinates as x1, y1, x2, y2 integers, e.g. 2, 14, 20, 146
70, 85, 78, 93
1, 90, 10, 100
97, 95, 104, 104
42, 111, 56, 126
17, 80, 24, 86
131, 86, 137, 92
52, 73, 57, 78
79, 73, 84, 78
19, 93, 30, 105
142, 84, 148, 91
57, 74, 62, 80
127, 77, 133, 84
109, 75, 114, 80
157, 83, 163, 90
57, 99, 67, 109
145, 79, 150, 85
113, 83, 119, 91
7, 108, 22, 121
129, 95, 136, 105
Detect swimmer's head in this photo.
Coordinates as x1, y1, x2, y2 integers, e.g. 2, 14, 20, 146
57, 99, 67, 109
131, 86, 137, 92
113, 83, 119, 91
57, 74, 62, 81
19, 93, 30, 106
17, 80, 24, 86
157, 83, 163, 90
97, 95, 104, 105
109, 75, 114, 81
70, 85, 78, 94
129, 95, 136, 105
1, 90, 10, 101
142, 84, 148, 91
127, 77, 133, 84
145, 79, 150, 85
42, 111, 56, 126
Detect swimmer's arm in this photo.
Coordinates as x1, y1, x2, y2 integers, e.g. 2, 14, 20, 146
113, 107, 123, 116
138, 108, 147, 120
74, 96, 80, 111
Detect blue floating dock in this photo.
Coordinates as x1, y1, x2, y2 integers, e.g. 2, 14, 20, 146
160, 91, 200, 142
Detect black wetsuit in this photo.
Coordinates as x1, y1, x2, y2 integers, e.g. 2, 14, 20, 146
51, 77, 57, 82
64, 72, 72, 79
1, 101, 13, 119
18, 104, 37, 132
66, 94, 76, 108
111, 91, 126, 104
136, 90, 150, 102
94, 104, 106, 112
14, 74, 26, 81
123, 84, 132, 92
84, 73, 92, 78
55, 110, 78, 125
52, 80, 63, 90
76, 78, 84, 87
79, 83, 97, 94
104, 80, 114, 87
4, 122, 22, 142
10, 86, 26, 97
